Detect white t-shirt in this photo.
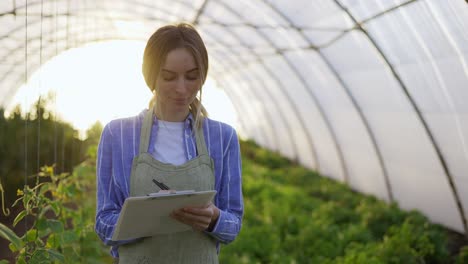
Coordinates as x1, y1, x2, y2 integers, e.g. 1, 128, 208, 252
154, 120, 188, 166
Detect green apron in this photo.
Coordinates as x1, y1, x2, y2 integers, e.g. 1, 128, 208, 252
118, 109, 218, 264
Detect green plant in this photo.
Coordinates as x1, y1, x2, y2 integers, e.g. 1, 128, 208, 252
0, 165, 110, 263
219, 139, 465, 263
456, 245, 468, 264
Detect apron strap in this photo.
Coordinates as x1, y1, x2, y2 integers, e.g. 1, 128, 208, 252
194, 118, 209, 157
139, 107, 154, 154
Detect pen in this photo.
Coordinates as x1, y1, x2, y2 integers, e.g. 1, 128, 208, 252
152, 179, 170, 190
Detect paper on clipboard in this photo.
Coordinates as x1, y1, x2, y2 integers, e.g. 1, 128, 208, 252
111, 190, 217, 241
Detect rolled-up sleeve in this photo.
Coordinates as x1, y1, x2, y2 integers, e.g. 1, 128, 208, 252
207, 128, 243, 243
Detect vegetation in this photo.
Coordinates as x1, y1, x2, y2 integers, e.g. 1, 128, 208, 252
0, 164, 111, 263
0, 103, 466, 263
0, 100, 106, 263
218, 140, 467, 263
0, 97, 92, 207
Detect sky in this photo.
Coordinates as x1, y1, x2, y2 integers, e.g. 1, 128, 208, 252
7, 40, 238, 139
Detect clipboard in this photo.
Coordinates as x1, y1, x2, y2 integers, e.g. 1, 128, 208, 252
111, 190, 217, 241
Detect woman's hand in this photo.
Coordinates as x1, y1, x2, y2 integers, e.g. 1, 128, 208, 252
170, 203, 220, 232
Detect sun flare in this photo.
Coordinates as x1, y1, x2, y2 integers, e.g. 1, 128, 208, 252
6, 40, 238, 139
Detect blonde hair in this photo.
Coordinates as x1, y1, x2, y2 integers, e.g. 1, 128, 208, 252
142, 23, 208, 129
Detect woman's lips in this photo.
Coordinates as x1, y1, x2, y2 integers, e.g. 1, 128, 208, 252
173, 98, 186, 104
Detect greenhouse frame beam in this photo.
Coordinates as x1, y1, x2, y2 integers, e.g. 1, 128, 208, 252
200, 24, 305, 162
332, 0, 468, 234
258, 0, 396, 200
217, 64, 274, 148
206, 17, 321, 169
193, 0, 281, 149
192, 0, 208, 25
211, 50, 283, 152
196, 22, 285, 151
226, 0, 354, 182
3, 7, 281, 151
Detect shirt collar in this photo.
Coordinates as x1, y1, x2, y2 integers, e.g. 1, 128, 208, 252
141, 108, 195, 131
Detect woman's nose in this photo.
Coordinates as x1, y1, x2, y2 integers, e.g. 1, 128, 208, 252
175, 77, 187, 93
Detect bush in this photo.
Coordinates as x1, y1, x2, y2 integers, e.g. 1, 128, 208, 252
0, 165, 111, 264
219, 140, 466, 263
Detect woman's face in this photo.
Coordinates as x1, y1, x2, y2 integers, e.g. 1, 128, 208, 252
155, 48, 201, 119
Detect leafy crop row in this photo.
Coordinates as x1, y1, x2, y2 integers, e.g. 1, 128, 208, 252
219, 140, 468, 263
1, 138, 466, 263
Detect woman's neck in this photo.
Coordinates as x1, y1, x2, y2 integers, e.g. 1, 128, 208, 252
153, 106, 189, 122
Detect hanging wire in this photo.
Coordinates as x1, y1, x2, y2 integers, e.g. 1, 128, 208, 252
24, 0, 29, 237
54, 0, 58, 169
62, 0, 70, 173
36, 0, 44, 187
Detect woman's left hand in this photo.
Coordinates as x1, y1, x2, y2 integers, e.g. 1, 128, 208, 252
170, 203, 220, 232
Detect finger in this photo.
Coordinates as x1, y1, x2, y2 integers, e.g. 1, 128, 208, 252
182, 207, 212, 217
180, 212, 212, 226
171, 211, 211, 227
171, 212, 210, 231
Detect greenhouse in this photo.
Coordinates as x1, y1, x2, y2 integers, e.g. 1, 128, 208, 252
0, 0, 467, 263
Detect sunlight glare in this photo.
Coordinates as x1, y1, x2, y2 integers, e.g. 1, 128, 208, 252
7, 40, 238, 139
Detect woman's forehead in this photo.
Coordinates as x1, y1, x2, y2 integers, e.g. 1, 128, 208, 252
162, 48, 197, 73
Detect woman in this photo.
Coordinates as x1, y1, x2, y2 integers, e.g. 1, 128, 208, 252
95, 23, 243, 263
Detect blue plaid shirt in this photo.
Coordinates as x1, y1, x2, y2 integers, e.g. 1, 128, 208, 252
95, 109, 244, 257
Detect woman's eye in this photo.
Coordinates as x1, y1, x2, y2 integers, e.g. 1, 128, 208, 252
186, 75, 199, 81
162, 75, 176, 81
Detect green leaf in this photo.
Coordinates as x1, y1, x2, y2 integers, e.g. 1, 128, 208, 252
13, 210, 27, 227
61, 230, 79, 244
29, 249, 49, 264
47, 219, 64, 233
9, 242, 18, 252
0, 260, 10, 264
25, 229, 38, 242
17, 255, 27, 264
0, 222, 22, 250
50, 202, 60, 215
38, 205, 52, 219
47, 249, 65, 262
36, 218, 47, 230
47, 233, 59, 248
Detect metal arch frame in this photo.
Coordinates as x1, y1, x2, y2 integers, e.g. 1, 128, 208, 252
190, 3, 308, 161
0, 24, 139, 106
257, 1, 393, 199
212, 58, 271, 147
199, 21, 316, 166
206, 35, 276, 148
208, 47, 282, 152
0, 0, 269, 143
192, 25, 303, 160
1, 0, 464, 232
198, 25, 281, 150
200, 29, 285, 152
331, 0, 467, 233
0, 0, 189, 43
0, 0, 180, 104
3, 0, 195, 19
203, 1, 348, 177
216, 77, 269, 146
0, 0, 274, 146
192, 0, 208, 25
2, 34, 141, 106
212, 76, 253, 141
231, 60, 283, 153
2, 1, 284, 159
